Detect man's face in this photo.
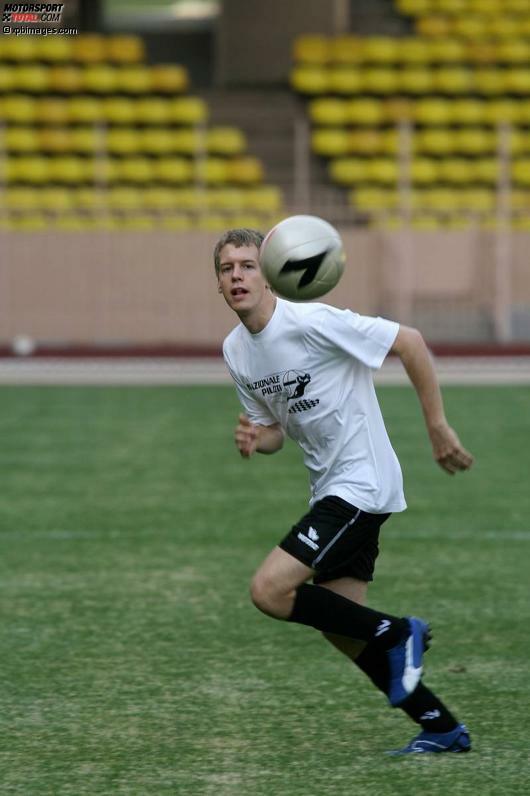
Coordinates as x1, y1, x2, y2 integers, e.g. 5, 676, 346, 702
217, 243, 269, 314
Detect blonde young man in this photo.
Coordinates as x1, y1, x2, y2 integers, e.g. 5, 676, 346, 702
215, 227, 473, 755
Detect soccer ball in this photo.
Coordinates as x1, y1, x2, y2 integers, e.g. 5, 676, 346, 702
259, 215, 345, 301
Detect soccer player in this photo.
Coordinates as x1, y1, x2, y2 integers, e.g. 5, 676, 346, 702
215, 227, 473, 755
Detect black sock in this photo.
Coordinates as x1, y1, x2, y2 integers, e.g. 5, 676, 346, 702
355, 645, 458, 732
288, 583, 407, 647
400, 684, 459, 733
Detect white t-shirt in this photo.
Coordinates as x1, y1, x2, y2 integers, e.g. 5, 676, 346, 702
223, 298, 406, 514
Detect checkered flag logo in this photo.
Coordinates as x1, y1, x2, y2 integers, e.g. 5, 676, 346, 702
288, 398, 320, 414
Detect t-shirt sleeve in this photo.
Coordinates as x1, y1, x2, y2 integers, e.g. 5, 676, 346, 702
308, 306, 399, 370
223, 345, 277, 426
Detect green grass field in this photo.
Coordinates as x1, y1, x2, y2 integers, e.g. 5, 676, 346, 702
1, 384, 529, 795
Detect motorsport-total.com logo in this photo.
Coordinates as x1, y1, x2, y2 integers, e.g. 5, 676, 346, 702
2, 2, 65, 23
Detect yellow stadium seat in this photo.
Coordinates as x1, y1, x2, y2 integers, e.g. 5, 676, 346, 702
37, 37, 73, 62
8, 214, 48, 231
70, 128, 100, 154
397, 38, 431, 64
328, 68, 364, 94
68, 96, 103, 123
312, 129, 351, 157
172, 188, 202, 210
438, 158, 474, 184
290, 66, 329, 95
140, 129, 175, 155
5, 187, 40, 211
330, 36, 363, 64
49, 65, 84, 93
474, 69, 504, 95
347, 98, 385, 125
399, 68, 434, 94
193, 158, 227, 184
49, 156, 87, 184
456, 128, 495, 155
87, 158, 120, 184
206, 188, 243, 211
410, 158, 440, 184
363, 68, 399, 95
207, 127, 246, 156
73, 187, 104, 210
73, 35, 107, 64
1, 36, 38, 61
329, 158, 370, 185
496, 40, 530, 65
452, 16, 489, 39
352, 186, 398, 211
379, 163, 413, 192
361, 38, 399, 63
38, 127, 72, 153
381, 129, 400, 155
106, 129, 141, 155
434, 67, 473, 94
116, 66, 152, 94
172, 129, 200, 155
427, 38, 467, 63
437, 0, 467, 13
106, 35, 145, 64
473, 158, 500, 184
142, 187, 179, 210
489, 17, 519, 39
227, 157, 264, 184
384, 98, 414, 123
154, 158, 193, 184
107, 186, 144, 210
458, 187, 495, 212
168, 97, 208, 125
117, 157, 154, 183
293, 35, 330, 65
505, 70, 530, 95
507, 129, 529, 156
518, 100, 530, 126
414, 98, 453, 125
416, 16, 452, 37
150, 65, 189, 93
4, 127, 39, 152
40, 187, 74, 212
469, 0, 501, 14
415, 128, 454, 156
0, 66, 15, 93
83, 65, 118, 94
102, 97, 136, 124
10, 156, 50, 184
133, 97, 170, 125
12, 65, 50, 93
243, 186, 282, 213
451, 98, 486, 126
467, 41, 497, 65
35, 97, 69, 124
349, 129, 386, 156
420, 187, 458, 212
512, 159, 530, 186
309, 98, 349, 126
396, 0, 432, 14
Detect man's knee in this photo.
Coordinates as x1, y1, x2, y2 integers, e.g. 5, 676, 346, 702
250, 571, 294, 619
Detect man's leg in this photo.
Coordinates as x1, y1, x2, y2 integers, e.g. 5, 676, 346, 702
250, 546, 426, 705
319, 577, 464, 738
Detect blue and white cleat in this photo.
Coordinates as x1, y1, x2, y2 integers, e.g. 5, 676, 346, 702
387, 616, 430, 707
387, 724, 471, 755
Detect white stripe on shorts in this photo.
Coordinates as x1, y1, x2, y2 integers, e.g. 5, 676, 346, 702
311, 508, 362, 568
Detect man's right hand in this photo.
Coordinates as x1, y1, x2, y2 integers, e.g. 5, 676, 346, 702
235, 414, 259, 458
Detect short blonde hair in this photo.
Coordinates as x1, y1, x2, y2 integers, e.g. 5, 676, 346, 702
213, 228, 264, 275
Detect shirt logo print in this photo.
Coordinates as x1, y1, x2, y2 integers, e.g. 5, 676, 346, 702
288, 398, 320, 414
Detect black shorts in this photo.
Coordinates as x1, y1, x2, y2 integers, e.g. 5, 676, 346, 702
279, 495, 390, 584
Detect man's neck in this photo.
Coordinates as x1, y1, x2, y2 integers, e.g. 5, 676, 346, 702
239, 294, 277, 334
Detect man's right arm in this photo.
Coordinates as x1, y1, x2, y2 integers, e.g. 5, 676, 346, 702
235, 414, 284, 458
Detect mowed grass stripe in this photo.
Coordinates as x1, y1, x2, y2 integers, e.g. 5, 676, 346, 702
0, 385, 529, 795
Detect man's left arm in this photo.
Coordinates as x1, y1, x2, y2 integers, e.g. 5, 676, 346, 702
390, 325, 474, 475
